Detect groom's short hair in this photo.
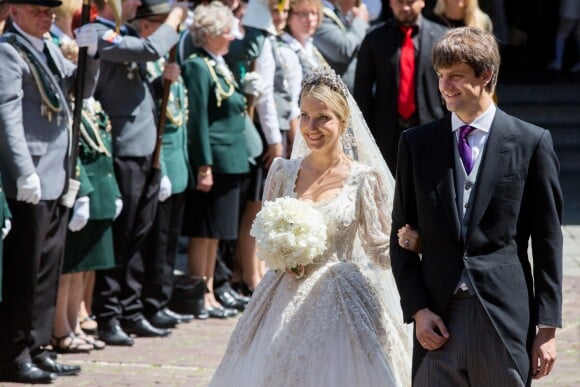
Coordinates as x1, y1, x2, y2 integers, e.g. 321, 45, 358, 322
432, 27, 500, 93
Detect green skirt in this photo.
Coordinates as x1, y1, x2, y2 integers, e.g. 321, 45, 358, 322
63, 219, 115, 273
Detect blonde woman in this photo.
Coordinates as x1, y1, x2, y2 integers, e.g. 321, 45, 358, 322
433, 0, 492, 32
210, 66, 412, 387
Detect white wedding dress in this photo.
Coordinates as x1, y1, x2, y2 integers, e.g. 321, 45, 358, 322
210, 157, 412, 387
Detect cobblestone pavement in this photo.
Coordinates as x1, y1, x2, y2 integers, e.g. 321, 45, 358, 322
2, 226, 578, 387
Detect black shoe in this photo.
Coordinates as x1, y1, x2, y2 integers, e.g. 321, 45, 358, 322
122, 317, 171, 337
206, 305, 237, 318
206, 305, 228, 319
168, 276, 209, 319
98, 320, 134, 346
0, 362, 57, 384
162, 308, 193, 323
193, 307, 210, 320
33, 356, 80, 376
224, 283, 251, 304
231, 281, 254, 297
147, 310, 178, 329
215, 284, 247, 311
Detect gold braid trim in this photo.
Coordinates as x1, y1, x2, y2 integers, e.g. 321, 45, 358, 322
16, 47, 63, 123
80, 110, 111, 157
202, 56, 235, 108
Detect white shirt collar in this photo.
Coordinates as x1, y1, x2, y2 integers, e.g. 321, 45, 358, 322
203, 48, 224, 64
13, 23, 45, 52
451, 103, 497, 133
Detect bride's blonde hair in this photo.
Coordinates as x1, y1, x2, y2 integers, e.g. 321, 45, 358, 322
300, 67, 350, 131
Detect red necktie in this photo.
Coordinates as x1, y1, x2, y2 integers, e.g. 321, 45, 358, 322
398, 26, 415, 119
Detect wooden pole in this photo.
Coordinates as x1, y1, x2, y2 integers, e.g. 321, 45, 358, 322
152, 47, 177, 169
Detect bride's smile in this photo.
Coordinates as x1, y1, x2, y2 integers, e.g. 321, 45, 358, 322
299, 94, 344, 155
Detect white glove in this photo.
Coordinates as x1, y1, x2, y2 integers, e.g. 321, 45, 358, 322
68, 196, 90, 232
16, 173, 41, 204
75, 24, 98, 57
242, 71, 263, 97
159, 175, 172, 202
114, 198, 123, 220
2, 218, 11, 239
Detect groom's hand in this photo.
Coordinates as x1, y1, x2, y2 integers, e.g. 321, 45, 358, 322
532, 327, 557, 380
413, 308, 449, 351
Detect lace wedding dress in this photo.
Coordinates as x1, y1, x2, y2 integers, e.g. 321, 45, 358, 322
210, 157, 412, 387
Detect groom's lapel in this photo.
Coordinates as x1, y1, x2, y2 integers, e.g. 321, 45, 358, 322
433, 119, 461, 241
467, 109, 518, 236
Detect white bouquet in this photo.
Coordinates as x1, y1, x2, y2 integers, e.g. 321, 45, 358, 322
250, 197, 327, 278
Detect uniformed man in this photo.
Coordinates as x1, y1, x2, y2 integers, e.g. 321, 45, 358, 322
89, 0, 186, 345
0, 0, 99, 383
132, 0, 193, 328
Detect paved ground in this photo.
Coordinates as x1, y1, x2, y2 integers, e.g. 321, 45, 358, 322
0, 224, 575, 387
3, 230, 579, 387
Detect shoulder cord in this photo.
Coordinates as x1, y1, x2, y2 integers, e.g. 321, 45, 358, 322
10, 37, 64, 123
202, 56, 235, 108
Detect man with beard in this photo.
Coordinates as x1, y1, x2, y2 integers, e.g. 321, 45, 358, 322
354, 0, 447, 174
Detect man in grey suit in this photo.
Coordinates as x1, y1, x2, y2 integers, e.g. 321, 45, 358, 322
313, 0, 369, 92
0, 0, 99, 383
391, 27, 563, 386
89, 0, 186, 345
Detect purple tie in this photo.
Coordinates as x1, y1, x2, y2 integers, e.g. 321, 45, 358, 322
458, 125, 475, 174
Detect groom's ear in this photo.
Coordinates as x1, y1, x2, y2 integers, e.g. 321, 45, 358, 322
482, 69, 493, 86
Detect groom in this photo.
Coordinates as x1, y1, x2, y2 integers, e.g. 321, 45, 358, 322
390, 27, 563, 386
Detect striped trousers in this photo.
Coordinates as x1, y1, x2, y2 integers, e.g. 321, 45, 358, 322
414, 293, 526, 387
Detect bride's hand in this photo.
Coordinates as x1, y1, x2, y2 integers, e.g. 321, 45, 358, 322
286, 265, 305, 279
398, 224, 421, 253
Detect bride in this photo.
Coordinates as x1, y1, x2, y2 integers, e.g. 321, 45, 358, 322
210, 67, 412, 386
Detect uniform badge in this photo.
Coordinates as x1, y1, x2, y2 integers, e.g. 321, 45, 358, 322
102, 29, 123, 44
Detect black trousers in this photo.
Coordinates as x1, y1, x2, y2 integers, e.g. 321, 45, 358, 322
93, 155, 156, 323
0, 199, 67, 366
142, 192, 186, 315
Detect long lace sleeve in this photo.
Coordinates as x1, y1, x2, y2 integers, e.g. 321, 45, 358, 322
358, 169, 393, 269
262, 157, 286, 203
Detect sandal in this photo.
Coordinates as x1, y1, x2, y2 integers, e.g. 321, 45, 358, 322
51, 333, 93, 354
79, 315, 98, 335
76, 331, 106, 350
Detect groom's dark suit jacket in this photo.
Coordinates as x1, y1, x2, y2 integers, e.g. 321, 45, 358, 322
390, 109, 563, 384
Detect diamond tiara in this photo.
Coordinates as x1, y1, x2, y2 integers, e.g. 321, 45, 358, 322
301, 66, 349, 98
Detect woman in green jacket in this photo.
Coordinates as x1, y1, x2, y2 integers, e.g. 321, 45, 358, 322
181, 1, 249, 319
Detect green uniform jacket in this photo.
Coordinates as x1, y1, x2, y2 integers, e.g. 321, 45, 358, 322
79, 107, 121, 219
146, 58, 191, 193
181, 48, 249, 175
